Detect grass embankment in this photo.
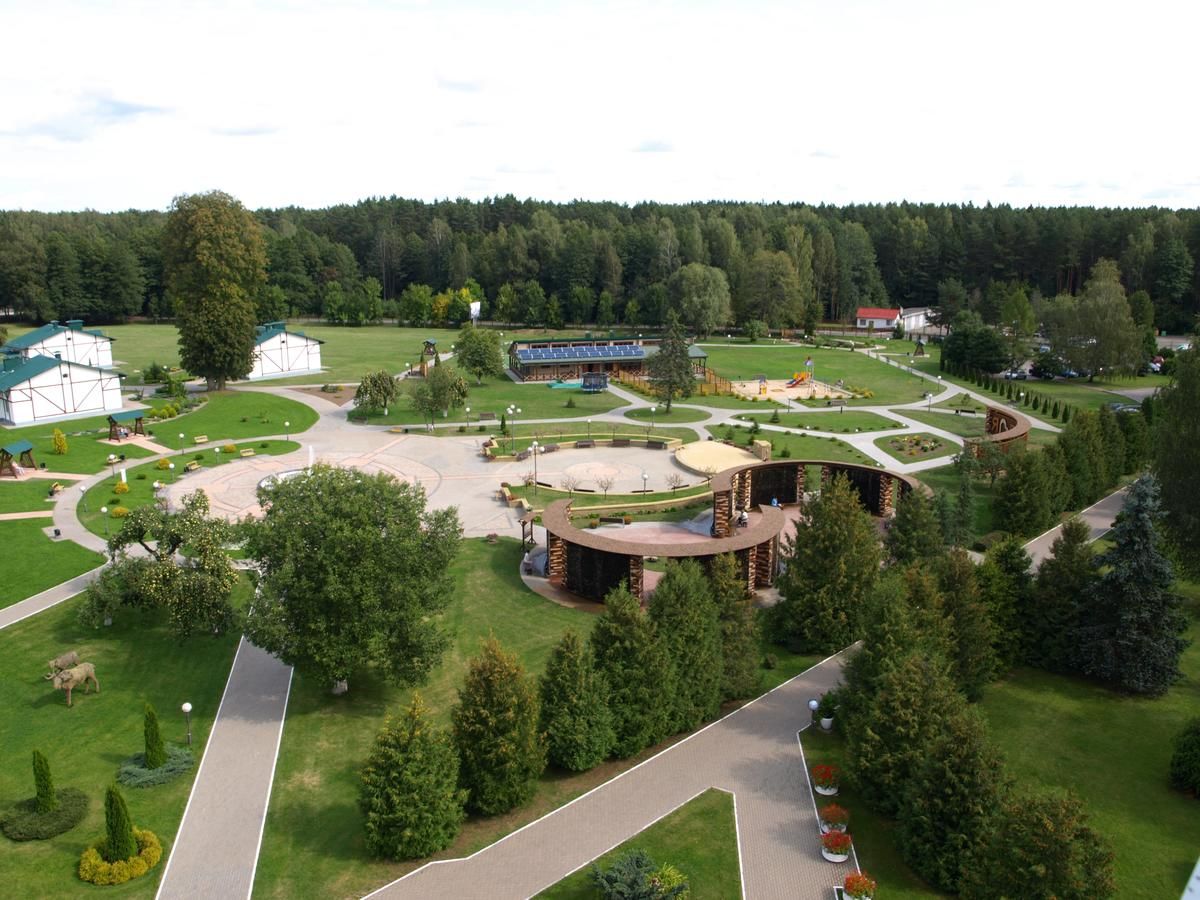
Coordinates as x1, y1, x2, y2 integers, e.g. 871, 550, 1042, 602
0, 520, 104, 610
874, 432, 959, 464
536, 789, 740, 899
78, 441, 301, 540
739, 410, 904, 433
0, 577, 252, 897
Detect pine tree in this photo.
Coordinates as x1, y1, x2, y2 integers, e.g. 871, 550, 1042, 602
710, 553, 761, 701
994, 449, 1052, 536
885, 489, 944, 566
143, 704, 166, 770
591, 586, 673, 757
451, 637, 546, 815
646, 311, 695, 411
33, 750, 56, 813
897, 707, 1008, 892
936, 550, 998, 700
103, 784, 137, 863
359, 693, 466, 859
948, 453, 975, 547
961, 790, 1115, 900
538, 630, 615, 772
1029, 518, 1094, 670
772, 474, 881, 652
1051, 399, 1060, 419
976, 537, 1033, 670
649, 560, 723, 731
1153, 347, 1200, 570
1074, 476, 1189, 695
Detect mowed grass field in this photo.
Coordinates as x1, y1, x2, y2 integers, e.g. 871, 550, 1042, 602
0, 578, 252, 897
0, 520, 103, 609
0, 412, 156, 474
737, 410, 904, 433
707, 426, 879, 467
536, 789, 740, 899
0, 479, 63, 514
141, 391, 318, 447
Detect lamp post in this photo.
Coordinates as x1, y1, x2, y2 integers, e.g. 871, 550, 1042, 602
927, 391, 933, 412
648, 405, 656, 440
531, 440, 539, 494
107, 454, 117, 478
641, 472, 648, 494
587, 418, 592, 440
168, 462, 175, 483
284, 420, 290, 441
465, 406, 471, 429
808, 698, 819, 727
506, 405, 516, 453
181, 702, 193, 746
79, 484, 88, 513
178, 432, 185, 455
100, 506, 109, 537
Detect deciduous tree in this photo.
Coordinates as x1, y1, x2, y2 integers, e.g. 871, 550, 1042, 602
455, 326, 505, 385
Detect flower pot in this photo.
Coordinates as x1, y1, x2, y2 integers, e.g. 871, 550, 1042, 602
819, 821, 848, 834
814, 784, 838, 796
821, 848, 850, 863
820, 716, 834, 731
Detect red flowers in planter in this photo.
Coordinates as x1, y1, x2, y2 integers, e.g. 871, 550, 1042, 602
821, 830, 853, 854
811, 763, 840, 788
844, 871, 877, 899
819, 802, 850, 827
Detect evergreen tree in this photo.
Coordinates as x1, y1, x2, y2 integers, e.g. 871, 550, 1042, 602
976, 537, 1033, 670
143, 704, 166, 770
1074, 476, 1189, 695
451, 637, 546, 815
936, 550, 998, 700
772, 474, 881, 652
538, 630, 615, 772
1152, 347, 1200, 572
885, 489, 943, 566
995, 448, 1052, 536
961, 790, 1115, 900
590, 586, 673, 757
947, 452, 975, 547
103, 784, 137, 863
359, 693, 466, 860
646, 310, 695, 411
1029, 518, 1094, 670
897, 707, 1009, 893
710, 553, 761, 701
1169, 717, 1200, 795
33, 750, 56, 814
649, 560, 723, 731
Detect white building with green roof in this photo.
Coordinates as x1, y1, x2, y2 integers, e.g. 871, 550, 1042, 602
247, 322, 323, 380
0, 354, 123, 425
0, 319, 114, 368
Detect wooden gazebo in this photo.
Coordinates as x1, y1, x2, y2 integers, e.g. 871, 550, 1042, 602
107, 409, 145, 441
0, 439, 36, 478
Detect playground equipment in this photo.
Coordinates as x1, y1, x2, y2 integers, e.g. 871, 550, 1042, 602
785, 371, 812, 388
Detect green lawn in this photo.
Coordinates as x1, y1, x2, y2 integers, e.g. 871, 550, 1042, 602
624, 406, 709, 424
0, 577, 251, 897
0, 413, 156, 474
707, 427, 878, 467
874, 432, 959, 464
78, 441, 301, 540
700, 345, 932, 406
0, 520, 104, 609
510, 482, 712, 510
536, 789, 740, 899
0, 480, 62, 514
979, 581, 1200, 900
488, 428, 699, 457
739, 410, 904, 433
890, 410, 986, 439
144, 390, 318, 447
917, 467, 998, 542
933, 391, 986, 413
675, 392, 781, 410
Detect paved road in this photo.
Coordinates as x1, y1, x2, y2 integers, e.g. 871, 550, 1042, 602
366, 651, 851, 900
155, 638, 293, 900
0, 565, 104, 630
1023, 486, 1130, 568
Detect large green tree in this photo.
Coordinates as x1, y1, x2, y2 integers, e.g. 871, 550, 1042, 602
645, 311, 694, 411
354, 370, 400, 415
244, 464, 461, 693
455, 326, 505, 384
538, 630, 614, 772
667, 263, 731, 338
1028, 517, 1094, 670
360, 693, 466, 859
648, 560, 722, 732
452, 637, 546, 815
1044, 259, 1141, 380
1153, 347, 1200, 572
710, 553, 761, 701
163, 191, 267, 390
885, 489, 943, 566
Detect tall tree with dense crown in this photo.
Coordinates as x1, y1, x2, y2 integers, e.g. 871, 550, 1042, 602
360, 693, 466, 860
244, 464, 461, 693
710, 552, 761, 700
452, 637, 546, 815
1029, 517, 1094, 670
1153, 347, 1200, 573
885, 489, 943, 566
648, 560, 723, 732
646, 311, 695, 411
667, 263, 731, 337
455, 325, 505, 384
163, 191, 267, 390
538, 630, 614, 772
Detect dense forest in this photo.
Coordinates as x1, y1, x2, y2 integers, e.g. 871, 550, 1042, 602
0, 197, 1196, 333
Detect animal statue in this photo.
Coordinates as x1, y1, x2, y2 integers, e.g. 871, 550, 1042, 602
52, 663, 100, 707
44, 650, 80, 680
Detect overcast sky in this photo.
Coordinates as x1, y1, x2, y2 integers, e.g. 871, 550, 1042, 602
2, 0, 1197, 213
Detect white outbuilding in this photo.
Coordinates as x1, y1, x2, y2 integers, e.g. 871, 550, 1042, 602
0, 354, 124, 425
247, 322, 324, 380
0, 319, 114, 368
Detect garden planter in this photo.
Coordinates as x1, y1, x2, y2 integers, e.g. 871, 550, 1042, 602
814, 783, 838, 796
820, 847, 850, 863
820, 716, 834, 731
819, 821, 848, 834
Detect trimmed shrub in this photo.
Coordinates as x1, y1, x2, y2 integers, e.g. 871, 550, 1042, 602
103, 784, 137, 862
111, 506, 130, 518
156, 458, 171, 470
117, 745, 194, 788
592, 849, 688, 899
113, 481, 130, 495
52, 428, 68, 455
223, 443, 238, 454
33, 750, 56, 813
78, 827, 162, 885
1169, 717, 1200, 796
0, 783, 87, 841
143, 704, 166, 770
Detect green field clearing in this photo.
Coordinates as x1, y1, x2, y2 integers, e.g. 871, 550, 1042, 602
624, 406, 709, 424
0, 578, 251, 897
0, 480, 62, 514
894, 409, 987, 438
0, 520, 104, 609
708, 427, 878, 467
536, 789, 740, 899
484, 428, 699, 456
1, 413, 156, 474
739, 410, 904, 433
143, 391, 318, 447
933, 391, 986, 413
510, 481, 712, 510
874, 432, 960, 464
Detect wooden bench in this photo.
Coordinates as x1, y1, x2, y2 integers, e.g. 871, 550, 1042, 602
515, 449, 531, 462
574, 439, 595, 449
827, 399, 847, 408
611, 438, 630, 448
184, 461, 201, 472
646, 440, 666, 450
193, 435, 208, 445
239, 448, 255, 458
477, 412, 497, 422
599, 516, 624, 525
541, 443, 559, 453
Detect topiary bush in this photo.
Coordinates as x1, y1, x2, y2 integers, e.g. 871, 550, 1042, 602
117, 745, 194, 788
143, 704, 166, 770
103, 784, 136, 862
1169, 717, 1200, 796
113, 481, 130, 495
0, 752, 87, 841
78, 827, 162, 885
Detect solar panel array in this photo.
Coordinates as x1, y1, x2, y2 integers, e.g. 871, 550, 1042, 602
516, 345, 645, 362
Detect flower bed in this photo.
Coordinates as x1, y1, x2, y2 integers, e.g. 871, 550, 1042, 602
78, 827, 163, 885
844, 870, 877, 899
811, 763, 840, 795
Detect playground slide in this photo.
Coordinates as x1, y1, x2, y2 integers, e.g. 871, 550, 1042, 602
785, 372, 811, 387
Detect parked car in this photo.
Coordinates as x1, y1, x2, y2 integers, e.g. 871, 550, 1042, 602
1003, 369, 1028, 380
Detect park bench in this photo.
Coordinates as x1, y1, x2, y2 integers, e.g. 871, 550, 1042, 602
239, 448, 255, 458
611, 438, 630, 448
827, 399, 846, 408
542, 443, 559, 453
515, 449, 531, 462
477, 412, 497, 421
193, 435, 208, 444
646, 440, 666, 450
599, 515, 624, 525
574, 439, 595, 449
184, 461, 201, 473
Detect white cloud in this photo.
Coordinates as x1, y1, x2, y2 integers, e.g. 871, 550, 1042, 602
0, 0, 1197, 211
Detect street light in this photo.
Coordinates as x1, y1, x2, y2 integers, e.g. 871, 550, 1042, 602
168, 462, 176, 483
100, 506, 109, 537
178, 432, 185, 454
465, 406, 471, 429
284, 420, 290, 441
641, 472, 648, 494
808, 698, 819, 726
531, 440, 539, 494
107, 454, 117, 478
79, 484, 88, 513
587, 418, 592, 440
927, 391, 933, 412
181, 701, 193, 746
648, 405, 657, 439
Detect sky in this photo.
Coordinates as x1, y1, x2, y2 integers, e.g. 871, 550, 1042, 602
1, 0, 1198, 213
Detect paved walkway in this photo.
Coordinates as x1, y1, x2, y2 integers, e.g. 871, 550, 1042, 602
367, 650, 852, 900
0, 509, 53, 520
0, 564, 105, 630
1023, 486, 1129, 567
156, 638, 293, 900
